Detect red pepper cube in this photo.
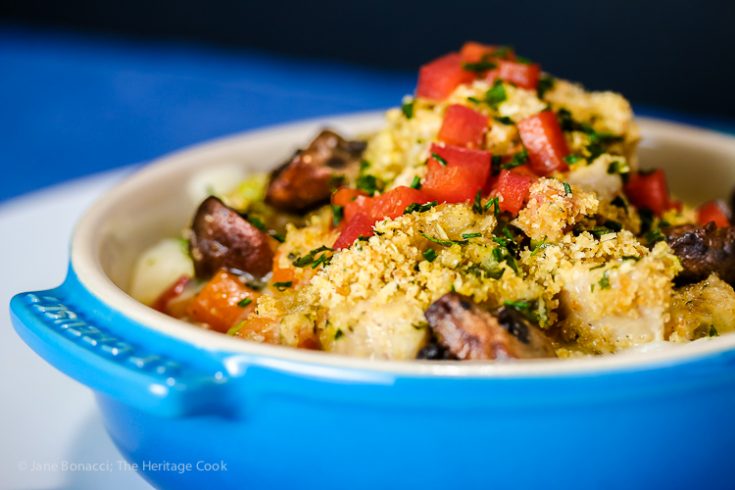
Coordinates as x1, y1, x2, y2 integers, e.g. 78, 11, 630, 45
333, 212, 375, 250
697, 200, 730, 228
493, 168, 536, 215
343, 194, 373, 224
332, 187, 368, 207
517, 111, 570, 176
460, 42, 515, 62
497, 60, 541, 90
370, 186, 431, 221
624, 170, 672, 216
423, 143, 492, 204
416, 53, 475, 101
438, 104, 489, 148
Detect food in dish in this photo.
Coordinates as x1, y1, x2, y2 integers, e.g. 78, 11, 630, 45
130, 42, 735, 360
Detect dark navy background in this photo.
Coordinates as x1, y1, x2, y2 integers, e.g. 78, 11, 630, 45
2, 0, 734, 201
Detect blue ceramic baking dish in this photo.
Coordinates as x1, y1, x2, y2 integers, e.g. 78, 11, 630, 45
11, 113, 735, 490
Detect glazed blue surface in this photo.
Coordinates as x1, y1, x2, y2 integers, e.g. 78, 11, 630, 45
10, 266, 735, 489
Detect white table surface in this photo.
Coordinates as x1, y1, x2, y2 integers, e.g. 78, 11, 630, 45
0, 170, 152, 489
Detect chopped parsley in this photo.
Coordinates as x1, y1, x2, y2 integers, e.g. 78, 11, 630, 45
537, 75, 555, 98
248, 215, 267, 232
485, 80, 507, 107
292, 246, 333, 268
563, 182, 572, 195
607, 161, 629, 175
356, 174, 382, 195
610, 195, 628, 211
404, 200, 438, 215
485, 196, 500, 216
530, 239, 549, 256
472, 191, 484, 214
269, 231, 286, 243
410, 175, 422, 189
273, 281, 293, 291
401, 98, 415, 119
422, 248, 438, 262
462, 60, 497, 73
331, 204, 344, 226
420, 232, 467, 247
598, 271, 611, 289
501, 149, 528, 170
237, 297, 253, 308
431, 152, 448, 166
466, 263, 505, 280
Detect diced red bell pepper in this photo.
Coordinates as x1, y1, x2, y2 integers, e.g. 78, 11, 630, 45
697, 200, 730, 228
459, 42, 514, 62
493, 168, 536, 215
370, 186, 431, 220
423, 143, 492, 203
416, 53, 475, 101
624, 170, 673, 216
332, 187, 368, 207
343, 195, 373, 223
517, 111, 570, 176
152, 275, 191, 313
438, 104, 489, 148
333, 212, 375, 250
495, 60, 541, 90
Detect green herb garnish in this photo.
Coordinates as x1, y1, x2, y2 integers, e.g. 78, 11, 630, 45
420, 232, 467, 247
332, 204, 344, 226
431, 152, 448, 166
494, 116, 514, 125
422, 248, 438, 262
598, 271, 611, 289
564, 154, 583, 164
237, 298, 253, 308
401, 98, 415, 119
334, 329, 344, 340
461, 232, 482, 239
356, 174, 382, 195
248, 216, 267, 232
404, 200, 438, 215
563, 182, 572, 195
485, 80, 507, 107
273, 281, 293, 291
410, 175, 422, 189
462, 60, 497, 73
537, 75, 555, 98
472, 191, 484, 214
484, 196, 500, 216
292, 246, 333, 268
501, 149, 528, 170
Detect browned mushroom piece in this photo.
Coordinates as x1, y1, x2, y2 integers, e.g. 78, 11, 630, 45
189, 196, 274, 279
665, 223, 735, 286
265, 129, 366, 212
423, 293, 556, 360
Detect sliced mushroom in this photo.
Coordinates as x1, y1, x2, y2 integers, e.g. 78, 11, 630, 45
189, 196, 274, 278
423, 293, 556, 360
266, 129, 366, 212
665, 223, 735, 286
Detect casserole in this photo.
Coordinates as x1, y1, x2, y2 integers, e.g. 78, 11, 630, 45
11, 112, 735, 490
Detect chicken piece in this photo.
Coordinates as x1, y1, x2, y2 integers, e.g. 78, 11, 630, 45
667, 274, 735, 342
424, 293, 556, 360
266, 130, 366, 212
556, 242, 680, 353
665, 223, 735, 286
189, 196, 274, 278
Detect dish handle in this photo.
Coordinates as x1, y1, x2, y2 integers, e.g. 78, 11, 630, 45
10, 279, 233, 418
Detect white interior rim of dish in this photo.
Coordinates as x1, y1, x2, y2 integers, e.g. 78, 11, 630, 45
71, 111, 735, 378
